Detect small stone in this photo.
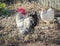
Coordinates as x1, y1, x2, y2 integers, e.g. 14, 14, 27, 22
8, 17, 11, 19
32, 34, 38, 39
24, 35, 30, 41
41, 26, 48, 30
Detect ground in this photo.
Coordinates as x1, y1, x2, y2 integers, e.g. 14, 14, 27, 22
0, 13, 60, 46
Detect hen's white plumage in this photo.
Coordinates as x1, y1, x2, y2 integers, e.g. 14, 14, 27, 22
40, 8, 54, 23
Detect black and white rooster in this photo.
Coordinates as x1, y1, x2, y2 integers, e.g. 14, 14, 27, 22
16, 7, 38, 35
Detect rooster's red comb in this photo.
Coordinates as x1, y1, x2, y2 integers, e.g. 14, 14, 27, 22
18, 7, 26, 15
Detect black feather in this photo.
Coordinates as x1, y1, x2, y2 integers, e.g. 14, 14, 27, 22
30, 11, 39, 28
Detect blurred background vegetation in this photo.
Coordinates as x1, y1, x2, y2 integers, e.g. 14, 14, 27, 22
0, 0, 60, 15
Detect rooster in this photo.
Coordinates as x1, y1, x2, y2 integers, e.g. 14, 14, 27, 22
40, 8, 54, 24
16, 7, 34, 35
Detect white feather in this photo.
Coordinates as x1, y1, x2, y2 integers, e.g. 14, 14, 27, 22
16, 13, 33, 34
40, 8, 54, 23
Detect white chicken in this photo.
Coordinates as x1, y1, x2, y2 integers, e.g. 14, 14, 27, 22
40, 8, 54, 24
16, 7, 34, 35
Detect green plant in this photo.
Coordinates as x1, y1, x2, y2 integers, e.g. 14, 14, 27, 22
0, 2, 6, 9
0, 2, 10, 15
2, 9, 9, 15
